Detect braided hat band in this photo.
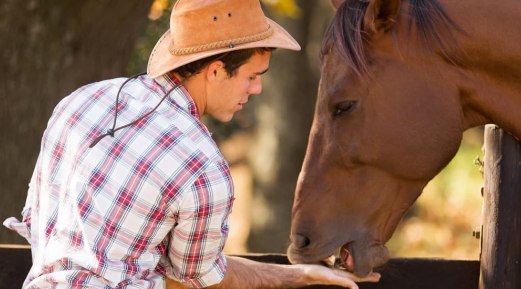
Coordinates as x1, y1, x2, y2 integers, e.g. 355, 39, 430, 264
170, 25, 274, 56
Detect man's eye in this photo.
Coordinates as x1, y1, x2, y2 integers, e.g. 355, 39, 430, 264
249, 75, 257, 81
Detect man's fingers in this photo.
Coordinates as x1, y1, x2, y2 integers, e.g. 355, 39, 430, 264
301, 264, 381, 288
334, 269, 381, 283
343, 279, 359, 289
326, 270, 360, 289
351, 272, 381, 283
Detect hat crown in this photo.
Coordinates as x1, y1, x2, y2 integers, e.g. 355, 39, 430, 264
147, 0, 300, 78
170, 0, 270, 52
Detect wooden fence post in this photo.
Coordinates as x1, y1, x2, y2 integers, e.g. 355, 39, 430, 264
479, 125, 521, 289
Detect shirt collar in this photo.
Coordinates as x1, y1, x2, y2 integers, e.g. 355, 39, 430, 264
153, 72, 200, 119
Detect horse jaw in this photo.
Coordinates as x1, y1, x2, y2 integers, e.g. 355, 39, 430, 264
344, 242, 390, 276
287, 157, 428, 275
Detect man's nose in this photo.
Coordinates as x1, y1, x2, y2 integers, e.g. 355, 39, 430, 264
248, 78, 262, 95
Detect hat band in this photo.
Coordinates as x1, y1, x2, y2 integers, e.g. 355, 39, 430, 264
169, 25, 274, 56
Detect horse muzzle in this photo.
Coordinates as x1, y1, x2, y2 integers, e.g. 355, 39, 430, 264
287, 237, 390, 277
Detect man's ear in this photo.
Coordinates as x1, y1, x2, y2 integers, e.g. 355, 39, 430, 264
363, 0, 400, 34
206, 60, 225, 81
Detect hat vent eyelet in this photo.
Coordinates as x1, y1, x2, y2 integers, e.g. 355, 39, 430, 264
213, 16, 218, 21
228, 12, 232, 17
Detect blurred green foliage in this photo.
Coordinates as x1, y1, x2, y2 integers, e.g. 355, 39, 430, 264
262, 0, 301, 18
127, 0, 170, 75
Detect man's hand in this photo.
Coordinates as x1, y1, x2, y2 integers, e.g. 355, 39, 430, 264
299, 264, 381, 289
165, 256, 380, 289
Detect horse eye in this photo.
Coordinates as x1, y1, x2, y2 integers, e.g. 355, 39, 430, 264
333, 100, 357, 118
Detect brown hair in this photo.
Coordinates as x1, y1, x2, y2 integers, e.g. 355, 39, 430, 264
174, 47, 274, 79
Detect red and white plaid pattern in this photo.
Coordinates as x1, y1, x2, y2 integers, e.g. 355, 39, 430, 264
4, 73, 234, 288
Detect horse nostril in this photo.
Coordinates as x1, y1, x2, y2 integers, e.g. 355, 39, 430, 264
294, 234, 311, 249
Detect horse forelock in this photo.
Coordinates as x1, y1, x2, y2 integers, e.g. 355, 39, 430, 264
320, 0, 462, 77
321, 0, 369, 77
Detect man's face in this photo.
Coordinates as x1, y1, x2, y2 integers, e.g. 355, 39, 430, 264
206, 51, 271, 122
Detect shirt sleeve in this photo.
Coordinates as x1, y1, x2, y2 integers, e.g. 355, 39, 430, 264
166, 160, 234, 288
3, 152, 41, 244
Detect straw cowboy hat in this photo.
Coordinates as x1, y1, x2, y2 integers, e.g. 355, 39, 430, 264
147, 0, 301, 78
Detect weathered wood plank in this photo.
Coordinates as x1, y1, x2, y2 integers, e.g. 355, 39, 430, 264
0, 245, 31, 289
243, 254, 479, 289
480, 125, 521, 289
0, 248, 479, 289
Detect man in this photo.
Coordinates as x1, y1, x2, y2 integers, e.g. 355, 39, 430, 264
5, 0, 380, 288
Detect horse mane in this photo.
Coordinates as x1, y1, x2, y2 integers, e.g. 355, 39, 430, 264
321, 0, 461, 77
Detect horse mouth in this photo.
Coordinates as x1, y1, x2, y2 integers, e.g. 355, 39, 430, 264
289, 241, 389, 277
320, 244, 354, 269
317, 244, 355, 270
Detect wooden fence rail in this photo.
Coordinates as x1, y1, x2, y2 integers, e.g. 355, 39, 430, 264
0, 247, 478, 289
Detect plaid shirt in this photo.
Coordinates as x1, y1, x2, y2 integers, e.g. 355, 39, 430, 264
4, 73, 234, 288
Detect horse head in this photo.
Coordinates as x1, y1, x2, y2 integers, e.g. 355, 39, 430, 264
287, 0, 491, 276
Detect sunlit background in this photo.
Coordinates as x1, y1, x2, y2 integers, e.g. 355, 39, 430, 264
387, 128, 483, 259
2, 0, 484, 261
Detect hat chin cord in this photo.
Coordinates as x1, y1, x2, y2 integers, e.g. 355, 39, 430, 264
89, 73, 180, 148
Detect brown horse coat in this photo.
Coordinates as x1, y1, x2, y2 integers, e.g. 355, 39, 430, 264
288, 0, 521, 276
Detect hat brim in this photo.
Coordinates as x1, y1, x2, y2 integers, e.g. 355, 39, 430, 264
147, 17, 301, 78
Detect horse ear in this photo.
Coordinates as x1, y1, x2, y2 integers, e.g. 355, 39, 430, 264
363, 0, 400, 34
331, 0, 346, 9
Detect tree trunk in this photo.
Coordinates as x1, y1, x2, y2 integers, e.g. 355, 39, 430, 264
247, 2, 335, 253
0, 0, 153, 244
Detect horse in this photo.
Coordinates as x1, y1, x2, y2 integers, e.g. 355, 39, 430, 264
287, 0, 521, 277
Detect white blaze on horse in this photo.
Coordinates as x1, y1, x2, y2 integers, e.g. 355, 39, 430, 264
287, 0, 521, 277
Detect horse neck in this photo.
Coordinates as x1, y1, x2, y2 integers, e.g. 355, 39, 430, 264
442, 0, 521, 139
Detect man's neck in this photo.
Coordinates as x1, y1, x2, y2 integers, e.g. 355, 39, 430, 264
176, 72, 207, 116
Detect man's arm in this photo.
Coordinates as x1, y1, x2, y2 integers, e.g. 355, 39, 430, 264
166, 255, 380, 289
